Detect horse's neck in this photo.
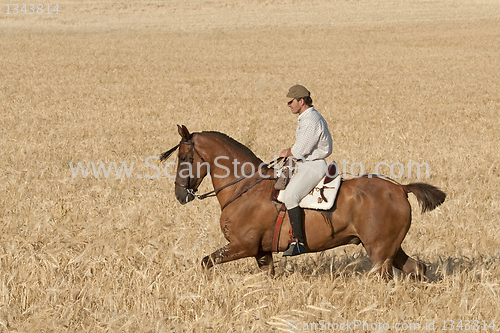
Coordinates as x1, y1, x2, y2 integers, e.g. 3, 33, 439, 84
208, 150, 258, 183
194, 133, 271, 209
196, 134, 261, 185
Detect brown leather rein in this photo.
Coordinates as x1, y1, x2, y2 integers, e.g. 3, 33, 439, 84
164, 139, 278, 211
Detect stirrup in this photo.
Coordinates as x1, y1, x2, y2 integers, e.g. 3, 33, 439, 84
282, 242, 307, 257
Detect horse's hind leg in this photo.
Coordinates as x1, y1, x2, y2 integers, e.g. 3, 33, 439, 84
368, 257, 394, 280
255, 252, 275, 276
363, 242, 395, 280
393, 247, 426, 280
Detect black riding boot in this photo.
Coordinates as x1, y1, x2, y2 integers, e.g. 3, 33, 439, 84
283, 206, 307, 256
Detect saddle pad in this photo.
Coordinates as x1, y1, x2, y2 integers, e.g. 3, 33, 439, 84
276, 175, 342, 210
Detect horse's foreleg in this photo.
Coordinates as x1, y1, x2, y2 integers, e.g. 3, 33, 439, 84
201, 245, 228, 269
255, 252, 275, 276
201, 243, 256, 270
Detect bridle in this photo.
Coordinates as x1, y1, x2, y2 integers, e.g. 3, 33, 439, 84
174, 139, 207, 198
171, 137, 278, 209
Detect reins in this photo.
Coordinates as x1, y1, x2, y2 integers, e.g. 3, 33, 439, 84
184, 174, 254, 201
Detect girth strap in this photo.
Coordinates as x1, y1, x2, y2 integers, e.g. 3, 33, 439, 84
272, 203, 287, 253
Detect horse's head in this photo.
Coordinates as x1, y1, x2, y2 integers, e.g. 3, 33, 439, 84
161, 125, 264, 206
173, 125, 209, 205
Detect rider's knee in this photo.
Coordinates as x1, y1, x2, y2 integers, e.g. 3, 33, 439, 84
283, 191, 300, 209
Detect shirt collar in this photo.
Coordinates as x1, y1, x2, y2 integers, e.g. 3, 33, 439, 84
298, 107, 314, 120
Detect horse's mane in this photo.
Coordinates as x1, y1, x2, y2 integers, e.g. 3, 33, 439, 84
200, 131, 263, 164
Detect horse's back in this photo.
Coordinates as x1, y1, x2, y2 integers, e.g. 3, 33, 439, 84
300, 177, 412, 252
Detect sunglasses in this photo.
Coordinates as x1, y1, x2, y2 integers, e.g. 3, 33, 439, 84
287, 98, 302, 105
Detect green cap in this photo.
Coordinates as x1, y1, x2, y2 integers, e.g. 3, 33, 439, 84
285, 85, 310, 102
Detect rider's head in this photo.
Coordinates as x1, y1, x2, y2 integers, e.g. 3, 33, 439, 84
285, 85, 313, 114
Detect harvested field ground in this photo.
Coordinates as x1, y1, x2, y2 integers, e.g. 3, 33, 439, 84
1, 0, 500, 331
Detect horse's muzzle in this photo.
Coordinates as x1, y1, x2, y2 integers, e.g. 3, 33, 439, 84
175, 188, 195, 205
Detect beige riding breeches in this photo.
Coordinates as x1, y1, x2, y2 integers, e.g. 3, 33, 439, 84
283, 159, 327, 209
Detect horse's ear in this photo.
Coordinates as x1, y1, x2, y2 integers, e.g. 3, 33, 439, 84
177, 124, 190, 141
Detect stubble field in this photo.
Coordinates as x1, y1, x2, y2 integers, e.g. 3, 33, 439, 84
1, 0, 500, 331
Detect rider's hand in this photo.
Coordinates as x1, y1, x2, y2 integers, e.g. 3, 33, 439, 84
279, 148, 292, 158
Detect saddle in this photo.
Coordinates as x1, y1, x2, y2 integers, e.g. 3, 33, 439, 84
273, 162, 341, 210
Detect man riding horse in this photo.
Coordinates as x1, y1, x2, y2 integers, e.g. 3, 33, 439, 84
161, 87, 445, 278
279, 85, 333, 256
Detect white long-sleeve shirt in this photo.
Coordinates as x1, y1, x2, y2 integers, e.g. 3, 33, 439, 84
290, 107, 333, 161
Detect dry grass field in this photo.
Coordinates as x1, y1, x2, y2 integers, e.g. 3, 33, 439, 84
1, 0, 500, 331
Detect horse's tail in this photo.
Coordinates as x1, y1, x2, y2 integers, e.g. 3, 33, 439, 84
403, 183, 446, 214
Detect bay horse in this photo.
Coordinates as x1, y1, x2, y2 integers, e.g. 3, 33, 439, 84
160, 125, 446, 279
